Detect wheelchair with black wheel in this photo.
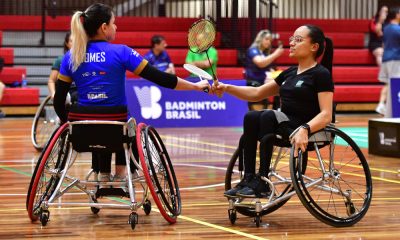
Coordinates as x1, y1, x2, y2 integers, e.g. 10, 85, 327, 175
225, 123, 372, 227
26, 116, 181, 230
31, 95, 59, 150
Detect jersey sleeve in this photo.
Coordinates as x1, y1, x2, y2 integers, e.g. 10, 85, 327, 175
58, 52, 73, 84
185, 50, 194, 63
122, 46, 148, 75
247, 47, 260, 60
165, 52, 172, 64
51, 56, 63, 71
208, 47, 218, 62
315, 67, 334, 92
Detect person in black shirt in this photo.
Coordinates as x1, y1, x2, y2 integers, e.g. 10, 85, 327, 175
213, 25, 334, 197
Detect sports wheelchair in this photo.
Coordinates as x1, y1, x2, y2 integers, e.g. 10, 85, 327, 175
26, 117, 181, 230
225, 123, 372, 227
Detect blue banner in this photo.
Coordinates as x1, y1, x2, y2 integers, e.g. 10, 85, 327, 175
125, 78, 248, 127
391, 78, 400, 118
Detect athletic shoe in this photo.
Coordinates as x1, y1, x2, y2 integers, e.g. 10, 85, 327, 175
113, 174, 127, 191
375, 102, 386, 115
224, 173, 255, 197
236, 174, 271, 198
98, 173, 112, 188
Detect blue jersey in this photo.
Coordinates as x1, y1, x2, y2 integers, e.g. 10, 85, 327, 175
382, 24, 400, 62
59, 41, 147, 106
143, 50, 172, 72
245, 47, 273, 84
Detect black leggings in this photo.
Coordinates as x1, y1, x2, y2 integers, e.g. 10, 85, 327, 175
242, 110, 279, 176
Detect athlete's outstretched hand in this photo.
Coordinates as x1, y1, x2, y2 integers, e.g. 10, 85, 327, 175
211, 81, 226, 97
195, 80, 212, 93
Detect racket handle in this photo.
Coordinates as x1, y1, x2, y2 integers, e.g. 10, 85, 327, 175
203, 87, 209, 93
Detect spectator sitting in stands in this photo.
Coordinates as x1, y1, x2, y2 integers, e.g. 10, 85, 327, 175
48, 32, 73, 99
245, 29, 284, 111
185, 33, 218, 77
144, 35, 175, 74
0, 57, 5, 118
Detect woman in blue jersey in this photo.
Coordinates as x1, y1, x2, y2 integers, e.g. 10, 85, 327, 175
54, 3, 210, 184
245, 29, 284, 111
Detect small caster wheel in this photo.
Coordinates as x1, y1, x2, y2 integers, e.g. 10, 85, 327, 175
128, 212, 138, 230
40, 210, 50, 226
91, 198, 100, 214
228, 209, 237, 224
143, 200, 151, 215
254, 215, 261, 227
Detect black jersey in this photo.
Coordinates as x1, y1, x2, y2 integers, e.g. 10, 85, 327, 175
274, 64, 334, 126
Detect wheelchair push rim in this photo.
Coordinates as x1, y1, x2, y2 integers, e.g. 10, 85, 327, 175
289, 127, 372, 227
136, 123, 181, 223
27, 123, 70, 221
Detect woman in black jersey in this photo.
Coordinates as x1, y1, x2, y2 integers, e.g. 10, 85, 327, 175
213, 25, 334, 197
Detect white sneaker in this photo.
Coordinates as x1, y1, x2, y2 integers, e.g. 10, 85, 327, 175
375, 102, 386, 115
113, 174, 127, 191
98, 173, 112, 188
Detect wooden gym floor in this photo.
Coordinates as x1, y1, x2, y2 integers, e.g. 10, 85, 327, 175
0, 115, 399, 239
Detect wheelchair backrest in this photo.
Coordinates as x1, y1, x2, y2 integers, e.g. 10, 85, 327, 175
67, 105, 129, 153
70, 121, 127, 153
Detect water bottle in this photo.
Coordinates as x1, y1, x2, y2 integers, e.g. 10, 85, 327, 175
21, 74, 27, 87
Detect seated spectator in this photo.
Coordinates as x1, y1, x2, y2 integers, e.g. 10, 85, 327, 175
144, 35, 175, 74
245, 29, 284, 110
185, 33, 218, 77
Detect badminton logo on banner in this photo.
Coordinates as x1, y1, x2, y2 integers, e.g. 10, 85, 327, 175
126, 78, 247, 127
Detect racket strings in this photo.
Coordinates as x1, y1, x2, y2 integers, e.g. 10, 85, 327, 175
188, 20, 216, 53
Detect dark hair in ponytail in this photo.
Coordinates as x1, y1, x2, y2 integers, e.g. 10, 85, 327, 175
304, 24, 333, 75
70, 3, 113, 71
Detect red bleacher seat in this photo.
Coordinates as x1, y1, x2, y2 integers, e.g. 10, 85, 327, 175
333, 67, 379, 83
277, 32, 365, 48
114, 31, 221, 47
0, 48, 14, 65
0, 67, 26, 85
126, 67, 244, 79
0, 88, 39, 106
134, 48, 237, 66
0, 16, 197, 31
334, 85, 381, 103
276, 49, 375, 65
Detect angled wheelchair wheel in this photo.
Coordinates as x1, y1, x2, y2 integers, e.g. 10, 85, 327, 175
136, 123, 181, 224
31, 96, 59, 151
225, 145, 293, 217
27, 123, 70, 222
289, 127, 372, 227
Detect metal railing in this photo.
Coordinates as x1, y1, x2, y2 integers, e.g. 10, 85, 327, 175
0, 0, 377, 19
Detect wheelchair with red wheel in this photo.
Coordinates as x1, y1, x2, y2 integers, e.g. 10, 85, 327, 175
26, 115, 181, 230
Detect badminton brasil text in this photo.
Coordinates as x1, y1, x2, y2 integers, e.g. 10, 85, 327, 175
165, 101, 226, 119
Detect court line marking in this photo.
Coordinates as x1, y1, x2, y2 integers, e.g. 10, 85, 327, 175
109, 197, 269, 240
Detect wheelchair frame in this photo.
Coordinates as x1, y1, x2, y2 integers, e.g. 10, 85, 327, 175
225, 124, 373, 227
27, 118, 181, 230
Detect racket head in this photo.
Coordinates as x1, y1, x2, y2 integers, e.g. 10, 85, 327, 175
188, 19, 216, 53
183, 64, 213, 80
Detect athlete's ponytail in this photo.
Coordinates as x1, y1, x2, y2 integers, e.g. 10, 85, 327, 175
70, 3, 113, 72
305, 24, 333, 76
70, 11, 88, 71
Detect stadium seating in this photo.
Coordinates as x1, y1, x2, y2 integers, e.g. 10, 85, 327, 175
0, 48, 14, 65
0, 67, 26, 85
